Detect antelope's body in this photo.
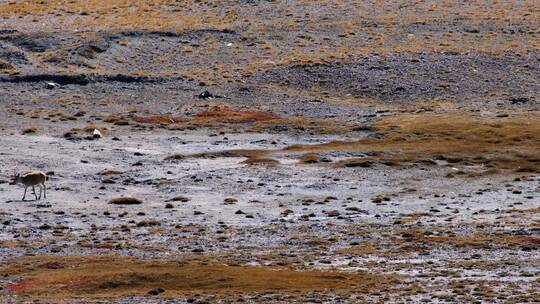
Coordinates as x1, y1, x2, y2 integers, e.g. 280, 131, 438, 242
10, 171, 47, 201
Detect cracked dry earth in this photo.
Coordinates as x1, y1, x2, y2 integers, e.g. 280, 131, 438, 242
0, 0, 539, 303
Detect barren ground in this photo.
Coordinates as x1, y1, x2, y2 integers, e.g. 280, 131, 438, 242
0, 1, 539, 303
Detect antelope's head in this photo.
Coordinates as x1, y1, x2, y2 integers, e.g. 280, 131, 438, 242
9, 173, 20, 185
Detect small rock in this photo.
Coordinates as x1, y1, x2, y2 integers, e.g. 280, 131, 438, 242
198, 90, 214, 99
92, 129, 102, 139
148, 289, 160, 295
46, 82, 59, 89
167, 196, 190, 202
224, 197, 238, 204
371, 197, 383, 203
344, 160, 373, 168
38, 224, 52, 230
50, 247, 62, 253
509, 97, 529, 104
521, 245, 536, 252
326, 210, 340, 217
108, 196, 143, 205
137, 220, 160, 227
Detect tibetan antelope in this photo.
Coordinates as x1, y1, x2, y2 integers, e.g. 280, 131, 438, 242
10, 171, 47, 201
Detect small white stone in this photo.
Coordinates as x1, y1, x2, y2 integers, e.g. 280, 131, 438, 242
46, 82, 59, 89
93, 129, 102, 138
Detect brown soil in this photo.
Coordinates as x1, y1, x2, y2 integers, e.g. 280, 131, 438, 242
133, 116, 187, 124
194, 105, 280, 124
421, 235, 540, 249
273, 111, 540, 172
2, 255, 399, 299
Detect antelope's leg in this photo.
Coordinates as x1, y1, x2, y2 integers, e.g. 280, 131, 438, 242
33, 186, 38, 200
22, 187, 27, 201
43, 183, 47, 198
38, 185, 42, 199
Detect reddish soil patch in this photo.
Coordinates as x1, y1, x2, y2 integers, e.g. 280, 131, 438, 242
6, 279, 35, 292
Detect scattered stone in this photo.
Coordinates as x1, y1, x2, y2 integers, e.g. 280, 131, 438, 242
50, 247, 62, 253
198, 90, 213, 99
148, 289, 160, 295
167, 196, 190, 202
281, 209, 293, 216
343, 160, 373, 168
326, 210, 340, 217
92, 129, 102, 139
136, 220, 160, 227
22, 127, 39, 135
509, 97, 529, 104
224, 197, 238, 204
197, 90, 223, 99
108, 196, 143, 205
46, 82, 59, 89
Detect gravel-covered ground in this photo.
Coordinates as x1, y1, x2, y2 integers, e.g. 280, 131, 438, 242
0, 1, 539, 303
